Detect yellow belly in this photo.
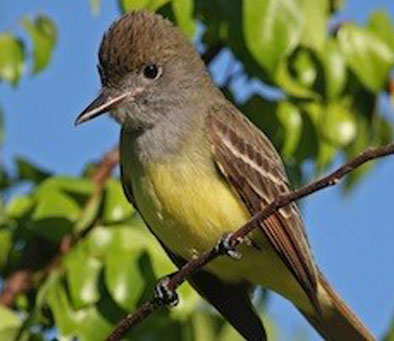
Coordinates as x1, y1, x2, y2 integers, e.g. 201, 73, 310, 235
127, 152, 313, 312
131, 157, 250, 261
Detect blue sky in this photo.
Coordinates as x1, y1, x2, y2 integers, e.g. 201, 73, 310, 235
1, 1, 394, 340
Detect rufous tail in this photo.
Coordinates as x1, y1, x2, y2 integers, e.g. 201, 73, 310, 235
299, 271, 375, 341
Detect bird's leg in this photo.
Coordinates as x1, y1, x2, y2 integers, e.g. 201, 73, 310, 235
154, 274, 179, 307
215, 232, 242, 260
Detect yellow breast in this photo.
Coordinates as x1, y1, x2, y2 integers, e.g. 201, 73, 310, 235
130, 154, 251, 261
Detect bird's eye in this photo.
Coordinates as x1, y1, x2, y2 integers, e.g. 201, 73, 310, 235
143, 64, 159, 79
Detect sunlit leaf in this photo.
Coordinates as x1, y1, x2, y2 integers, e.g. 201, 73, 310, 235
172, 0, 196, 38
344, 117, 373, 191
64, 244, 102, 309
320, 39, 346, 99
32, 180, 85, 241
103, 179, 134, 224
288, 48, 318, 88
118, 0, 170, 13
22, 15, 57, 74
338, 25, 394, 92
74, 193, 102, 232
277, 101, 302, 157
276, 59, 318, 98
105, 245, 149, 310
300, 0, 328, 51
85, 226, 113, 259
320, 100, 356, 146
0, 34, 25, 85
243, 0, 304, 74
46, 271, 115, 340
368, 11, 394, 52
0, 305, 22, 340
6, 196, 34, 218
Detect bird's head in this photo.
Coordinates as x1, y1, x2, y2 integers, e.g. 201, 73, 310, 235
76, 10, 210, 130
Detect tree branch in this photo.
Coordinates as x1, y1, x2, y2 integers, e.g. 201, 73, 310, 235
0, 146, 119, 308
106, 142, 394, 341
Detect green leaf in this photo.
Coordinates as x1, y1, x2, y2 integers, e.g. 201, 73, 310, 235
288, 48, 318, 88
294, 103, 320, 162
16, 157, 51, 184
105, 245, 149, 310
368, 11, 394, 52
0, 228, 12, 268
0, 305, 22, 340
6, 195, 34, 218
103, 223, 161, 310
242, 96, 282, 148
316, 140, 336, 171
320, 100, 356, 146
338, 25, 394, 92
74, 193, 102, 232
64, 244, 102, 309
277, 101, 302, 157
85, 226, 113, 259
103, 179, 134, 224
118, 0, 170, 12
191, 313, 218, 341
243, 0, 304, 74
275, 59, 318, 98
172, 0, 196, 38
22, 15, 57, 74
46, 271, 114, 340
36, 177, 94, 199
320, 39, 346, 99
0, 34, 25, 85
32, 188, 82, 241
344, 117, 373, 191
300, 0, 328, 51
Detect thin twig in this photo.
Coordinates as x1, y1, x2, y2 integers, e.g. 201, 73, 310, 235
106, 142, 394, 341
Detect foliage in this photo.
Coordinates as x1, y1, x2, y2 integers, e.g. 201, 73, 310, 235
0, 0, 394, 340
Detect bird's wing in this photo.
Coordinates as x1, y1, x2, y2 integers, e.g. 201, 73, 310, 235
120, 128, 137, 209
206, 102, 318, 306
161, 242, 267, 341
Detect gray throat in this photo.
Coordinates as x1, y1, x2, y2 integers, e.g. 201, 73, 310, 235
126, 105, 206, 165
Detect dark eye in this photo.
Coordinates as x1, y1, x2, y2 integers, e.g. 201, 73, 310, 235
143, 64, 159, 79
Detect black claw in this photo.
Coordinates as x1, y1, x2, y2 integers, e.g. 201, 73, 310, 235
154, 276, 179, 307
216, 233, 242, 260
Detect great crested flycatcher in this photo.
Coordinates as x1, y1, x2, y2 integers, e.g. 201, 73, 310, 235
76, 10, 374, 341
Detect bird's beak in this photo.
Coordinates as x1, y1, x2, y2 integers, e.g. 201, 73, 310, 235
75, 90, 128, 126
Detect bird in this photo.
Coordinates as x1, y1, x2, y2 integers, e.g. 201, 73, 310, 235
76, 10, 374, 341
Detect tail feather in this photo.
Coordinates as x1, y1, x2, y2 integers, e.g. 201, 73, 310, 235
299, 271, 374, 341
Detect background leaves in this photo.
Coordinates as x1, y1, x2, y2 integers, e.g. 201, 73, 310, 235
0, 0, 394, 340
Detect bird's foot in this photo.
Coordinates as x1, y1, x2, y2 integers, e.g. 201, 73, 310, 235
216, 233, 242, 260
154, 275, 179, 307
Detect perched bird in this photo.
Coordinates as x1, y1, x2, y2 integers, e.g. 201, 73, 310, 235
76, 10, 374, 341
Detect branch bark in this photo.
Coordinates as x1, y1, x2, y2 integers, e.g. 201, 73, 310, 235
106, 142, 394, 341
